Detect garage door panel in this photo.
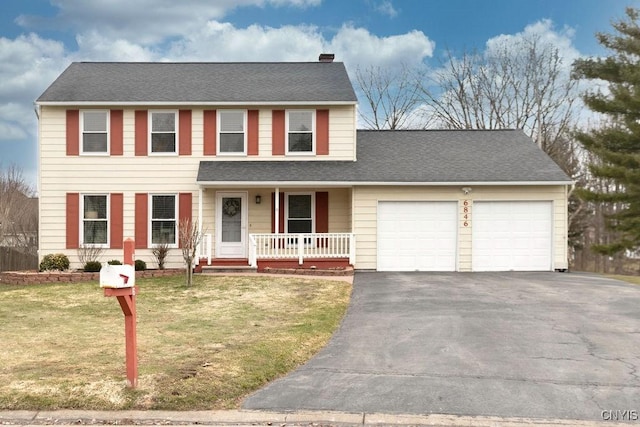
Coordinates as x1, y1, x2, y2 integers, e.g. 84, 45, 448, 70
472, 201, 552, 271
378, 201, 457, 272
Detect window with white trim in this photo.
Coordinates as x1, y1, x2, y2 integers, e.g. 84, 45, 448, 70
81, 111, 109, 154
150, 194, 177, 245
286, 193, 314, 233
149, 111, 177, 153
82, 194, 108, 246
218, 110, 246, 154
287, 110, 314, 153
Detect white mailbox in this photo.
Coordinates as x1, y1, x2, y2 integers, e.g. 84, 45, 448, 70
100, 264, 136, 288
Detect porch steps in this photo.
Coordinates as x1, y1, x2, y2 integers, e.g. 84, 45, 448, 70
200, 265, 257, 274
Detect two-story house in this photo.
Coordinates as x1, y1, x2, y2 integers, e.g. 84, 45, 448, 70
35, 54, 572, 272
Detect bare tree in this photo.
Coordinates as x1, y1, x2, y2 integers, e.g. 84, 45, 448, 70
0, 164, 38, 255
355, 64, 426, 129
421, 35, 579, 150
179, 218, 204, 287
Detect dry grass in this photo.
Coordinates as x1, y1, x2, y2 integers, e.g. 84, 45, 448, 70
608, 274, 640, 286
0, 274, 351, 410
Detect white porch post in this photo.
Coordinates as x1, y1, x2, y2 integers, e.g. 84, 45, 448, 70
274, 187, 280, 234
197, 187, 203, 265
198, 187, 203, 232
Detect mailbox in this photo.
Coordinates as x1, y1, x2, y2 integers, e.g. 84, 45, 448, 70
100, 264, 135, 288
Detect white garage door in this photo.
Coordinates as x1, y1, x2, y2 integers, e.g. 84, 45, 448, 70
472, 201, 552, 271
378, 201, 457, 271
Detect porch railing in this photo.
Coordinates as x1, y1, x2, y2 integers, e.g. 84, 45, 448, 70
249, 233, 355, 267
197, 233, 213, 265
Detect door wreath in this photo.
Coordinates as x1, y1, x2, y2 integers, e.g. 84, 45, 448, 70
222, 199, 241, 217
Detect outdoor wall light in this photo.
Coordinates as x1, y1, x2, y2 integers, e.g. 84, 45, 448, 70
461, 187, 472, 195
255, 195, 262, 204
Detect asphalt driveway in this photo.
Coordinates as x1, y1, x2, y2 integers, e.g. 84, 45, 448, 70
243, 272, 640, 421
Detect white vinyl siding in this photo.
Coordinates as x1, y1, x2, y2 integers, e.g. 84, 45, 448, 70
39, 104, 353, 269
81, 110, 109, 154
149, 111, 177, 154
352, 186, 569, 271
218, 110, 246, 154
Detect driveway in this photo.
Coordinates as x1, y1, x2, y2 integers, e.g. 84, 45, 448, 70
243, 272, 640, 421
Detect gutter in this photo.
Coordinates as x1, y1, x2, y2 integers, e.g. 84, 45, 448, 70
34, 100, 358, 107
196, 180, 574, 187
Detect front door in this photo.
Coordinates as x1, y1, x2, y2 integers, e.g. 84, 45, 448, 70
216, 192, 247, 258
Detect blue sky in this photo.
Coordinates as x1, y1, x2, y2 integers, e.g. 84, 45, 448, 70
0, 0, 637, 188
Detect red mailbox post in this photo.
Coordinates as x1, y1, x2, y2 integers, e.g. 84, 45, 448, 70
101, 238, 138, 388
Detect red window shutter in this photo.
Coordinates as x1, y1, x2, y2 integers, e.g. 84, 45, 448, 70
109, 110, 123, 155
315, 192, 329, 233
203, 110, 217, 155
66, 110, 79, 156
110, 193, 124, 249
178, 193, 193, 248
135, 110, 148, 156
272, 110, 285, 155
179, 110, 192, 155
66, 193, 79, 249
135, 193, 148, 249
271, 192, 285, 233
316, 110, 329, 155
248, 110, 259, 156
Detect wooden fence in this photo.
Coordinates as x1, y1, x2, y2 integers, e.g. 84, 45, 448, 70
0, 247, 38, 272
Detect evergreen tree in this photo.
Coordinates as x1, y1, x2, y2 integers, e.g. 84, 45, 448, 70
573, 7, 640, 255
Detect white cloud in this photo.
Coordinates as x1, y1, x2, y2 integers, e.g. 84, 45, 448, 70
486, 19, 580, 64
0, 34, 67, 102
74, 31, 156, 62
375, 1, 398, 18
330, 26, 434, 71
166, 22, 324, 62
17, 0, 322, 45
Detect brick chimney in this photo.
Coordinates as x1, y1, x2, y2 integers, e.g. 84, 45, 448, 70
319, 53, 335, 63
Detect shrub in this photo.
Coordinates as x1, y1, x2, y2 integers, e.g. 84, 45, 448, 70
77, 245, 105, 265
83, 261, 102, 272
152, 243, 170, 269
39, 253, 70, 271
107, 259, 122, 265
134, 259, 147, 271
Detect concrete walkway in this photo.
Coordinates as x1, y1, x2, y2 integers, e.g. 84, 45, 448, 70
1, 409, 636, 426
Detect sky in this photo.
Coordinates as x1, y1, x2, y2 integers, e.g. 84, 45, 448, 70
0, 0, 637, 188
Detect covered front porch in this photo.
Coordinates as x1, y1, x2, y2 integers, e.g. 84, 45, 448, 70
195, 186, 355, 271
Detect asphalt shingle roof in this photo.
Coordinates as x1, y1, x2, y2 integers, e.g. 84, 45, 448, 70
197, 129, 571, 184
36, 62, 358, 103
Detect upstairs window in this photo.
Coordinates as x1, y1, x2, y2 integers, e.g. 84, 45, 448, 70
151, 194, 177, 245
218, 110, 246, 154
81, 111, 109, 154
287, 110, 314, 153
82, 194, 108, 246
150, 111, 177, 154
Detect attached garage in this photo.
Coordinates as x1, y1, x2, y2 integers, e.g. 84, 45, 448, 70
472, 201, 553, 271
377, 201, 457, 271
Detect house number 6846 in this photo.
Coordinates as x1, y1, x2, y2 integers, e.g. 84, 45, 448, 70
462, 200, 470, 227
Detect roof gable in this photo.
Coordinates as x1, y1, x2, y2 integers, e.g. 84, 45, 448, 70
37, 62, 358, 104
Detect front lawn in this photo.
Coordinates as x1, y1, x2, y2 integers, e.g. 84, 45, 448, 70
0, 274, 351, 410
608, 274, 640, 286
